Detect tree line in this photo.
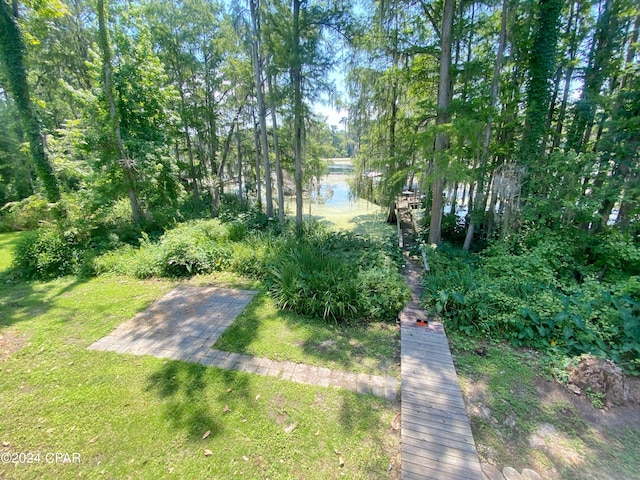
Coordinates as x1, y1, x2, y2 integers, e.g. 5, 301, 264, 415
1, 0, 639, 246
348, 0, 639, 248
0, 0, 348, 229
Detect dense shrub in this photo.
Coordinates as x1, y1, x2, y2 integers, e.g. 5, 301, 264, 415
0, 195, 53, 232
13, 227, 87, 279
157, 220, 231, 276
95, 220, 233, 277
422, 232, 640, 374
228, 237, 270, 277
94, 243, 162, 278
266, 227, 410, 323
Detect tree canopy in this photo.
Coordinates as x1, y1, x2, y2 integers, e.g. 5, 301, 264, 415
0, 0, 638, 242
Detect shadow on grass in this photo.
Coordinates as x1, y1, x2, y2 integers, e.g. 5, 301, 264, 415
145, 360, 254, 440
215, 292, 400, 376
348, 213, 393, 241
296, 320, 400, 375
146, 361, 223, 438
0, 271, 90, 330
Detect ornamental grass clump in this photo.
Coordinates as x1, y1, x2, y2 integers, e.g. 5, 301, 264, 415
265, 228, 410, 324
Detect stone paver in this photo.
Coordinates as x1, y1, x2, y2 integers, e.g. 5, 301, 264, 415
88, 285, 399, 400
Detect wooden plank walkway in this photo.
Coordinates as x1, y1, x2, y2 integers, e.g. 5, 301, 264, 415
396, 197, 483, 479
401, 325, 483, 480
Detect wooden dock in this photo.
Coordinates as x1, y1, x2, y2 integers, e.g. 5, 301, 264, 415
401, 325, 483, 480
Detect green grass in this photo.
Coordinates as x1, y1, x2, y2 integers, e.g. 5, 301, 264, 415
214, 292, 400, 376
452, 336, 640, 479
0, 271, 399, 477
0, 231, 26, 272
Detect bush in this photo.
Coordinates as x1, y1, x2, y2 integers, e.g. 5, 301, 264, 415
13, 227, 86, 279
95, 220, 233, 278
94, 243, 163, 278
0, 195, 53, 232
228, 237, 269, 277
422, 233, 640, 374
356, 268, 410, 321
266, 228, 410, 323
157, 221, 231, 276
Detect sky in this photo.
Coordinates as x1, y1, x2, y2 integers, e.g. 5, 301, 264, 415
312, 67, 348, 130
313, 102, 347, 129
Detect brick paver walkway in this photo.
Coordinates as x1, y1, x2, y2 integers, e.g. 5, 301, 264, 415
88, 285, 398, 400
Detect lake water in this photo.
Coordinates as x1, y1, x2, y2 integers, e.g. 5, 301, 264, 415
284, 172, 388, 232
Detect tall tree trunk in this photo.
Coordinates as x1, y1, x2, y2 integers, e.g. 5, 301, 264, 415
552, 63, 575, 150
178, 82, 200, 203
292, 0, 304, 227
519, 0, 562, 167
0, 0, 60, 203
249, 0, 273, 218
541, 66, 563, 155
237, 121, 243, 201
428, 0, 455, 245
204, 52, 219, 188
266, 62, 285, 224
252, 106, 262, 208
212, 106, 243, 216
96, 0, 140, 223
566, 0, 622, 153
463, 0, 507, 251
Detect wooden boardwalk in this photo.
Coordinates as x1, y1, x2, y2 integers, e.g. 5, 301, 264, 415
401, 325, 483, 480
400, 322, 482, 480
396, 196, 483, 479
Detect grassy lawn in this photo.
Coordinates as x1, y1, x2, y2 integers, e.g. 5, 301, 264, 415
214, 292, 400, 377
451, 336, 640, 480
0, 239, 400, 479
0, 232, 26, 272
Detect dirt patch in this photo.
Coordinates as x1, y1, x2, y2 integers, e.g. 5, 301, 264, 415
0, 330, 27, 360
535, 374, 640, 431
463, 369, 640, 479
567, 355, 635, 407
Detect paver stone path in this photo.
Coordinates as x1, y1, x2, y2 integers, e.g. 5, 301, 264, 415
88, 285, 399, 400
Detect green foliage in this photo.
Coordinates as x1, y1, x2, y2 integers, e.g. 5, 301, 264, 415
95, 220, 231, 278
423, 230, 640, 374
0, 195, 51, 232
0, 0, 61, 202
265, 225, 410, 323
216, 194, 276, 233
158, 220, 231, 276
12, 227, 86, 279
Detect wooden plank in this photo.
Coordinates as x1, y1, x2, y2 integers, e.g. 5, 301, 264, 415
401, 369, 460, 395
401, 351, 455, 365
401, 326, 482, 479
401, 383, 465, 401
402, 455, 481, 480
401, 343, 451, 356
401, 389, 469, 415
401, 346, 452, 361
402, 434, 480, 463
401, 419, 477, 449
402, 399, 472, 425
401, 332, 450, 347
401, 421, 475, 445
401, 389, 466, 409
402, 431, 477, 459
401, 331, 450, 346
402, 442, 482, 475
401, 367, 460, 383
